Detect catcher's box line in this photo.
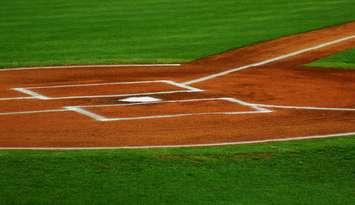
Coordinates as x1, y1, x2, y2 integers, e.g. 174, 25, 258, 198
0, 131, 354, 150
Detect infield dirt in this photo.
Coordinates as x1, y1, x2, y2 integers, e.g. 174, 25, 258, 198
0, 22, 354, 148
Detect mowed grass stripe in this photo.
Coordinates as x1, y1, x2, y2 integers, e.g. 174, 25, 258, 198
0, 0, 354, 68
0, 137, 354, 204
308, 48, 355, 69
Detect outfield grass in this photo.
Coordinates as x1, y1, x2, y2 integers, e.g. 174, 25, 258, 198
0, 0, 354, 68
0, 137, 354, 205
307, 48, 355, 69
1, 2, 355, 204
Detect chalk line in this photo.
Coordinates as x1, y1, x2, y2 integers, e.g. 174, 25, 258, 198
0, 131, 354, 150
183, 35, 355, 85
0, 64, 181, 72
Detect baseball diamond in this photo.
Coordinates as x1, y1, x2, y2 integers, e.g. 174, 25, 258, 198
0, 22, 354, 149
1, 1, 355, 204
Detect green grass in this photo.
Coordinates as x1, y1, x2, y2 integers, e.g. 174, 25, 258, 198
307, 48, 355, 69
0, 136, 354, 205
1, 0, 354, 68
1, 2, 355, 204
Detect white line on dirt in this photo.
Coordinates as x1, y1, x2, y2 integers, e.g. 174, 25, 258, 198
75, 97, 248, 108
11, 88, 50, 100
183, 35, 355, 85
162, 80, 204, 92
101, 110, 269, 121
65, 97, 270, 121
0, 96, 35, 101
10, 80, 202, 100
0, 64, 181, 72
0, 132, 354, 150
20, 80, 177, 89
0, 109, 67, 116
9, 90, 199, 100
64, 106, 108, 121
255, 104, 355, 111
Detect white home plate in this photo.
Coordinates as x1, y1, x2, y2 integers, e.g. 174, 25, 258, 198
118, 96, 162, 103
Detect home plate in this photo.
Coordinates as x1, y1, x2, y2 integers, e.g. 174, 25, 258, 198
119, 96, 162, 103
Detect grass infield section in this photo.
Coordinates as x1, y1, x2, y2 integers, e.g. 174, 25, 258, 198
1, 0, 355, 68
0, 136, 354, 205
307, 48, 355, 69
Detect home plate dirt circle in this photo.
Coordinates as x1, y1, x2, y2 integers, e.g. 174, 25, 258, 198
0, 22, 355, 149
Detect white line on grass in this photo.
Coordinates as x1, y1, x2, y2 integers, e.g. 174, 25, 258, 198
183, 35, 355, 85
0, 131, 354, 150
0, 64, 181, 72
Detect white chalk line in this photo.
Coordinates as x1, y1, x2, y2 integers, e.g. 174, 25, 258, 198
162, 80, 203, 92
255, 104, 355, 111
67, 108, 268, 122
183, 35, 355, 85
70, 97, 257, 108
0, 96, 354, 117
10, 90, 200, 100
12, 88, 50, 100
0, 34, 353, 119
0, 131, 354, 150
0, 96, 35, 101
65, 107, 107, 121
0, 109, 67, 116
0, 64, 181, 72
0, 97, 266, 117
19, 80, 179, 89
65, 97, 271, 121
11, 80, 203, 100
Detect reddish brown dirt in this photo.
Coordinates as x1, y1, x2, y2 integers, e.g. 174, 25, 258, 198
87, 99, 254, 119
0, 22, 355, 148
27, 82, 186, 98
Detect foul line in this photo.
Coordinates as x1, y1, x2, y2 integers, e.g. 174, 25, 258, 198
0, 132, 354, 150
255, 104, 355, 111
0, 64, 181, 72
183, 35, 355, 85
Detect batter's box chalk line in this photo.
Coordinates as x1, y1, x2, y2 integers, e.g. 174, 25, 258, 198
9, 80, 203, 100
64, 97, 272, 121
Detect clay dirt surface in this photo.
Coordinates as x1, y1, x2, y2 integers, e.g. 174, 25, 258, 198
0, 22, 355, 148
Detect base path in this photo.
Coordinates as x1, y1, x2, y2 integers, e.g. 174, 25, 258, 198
1, 22, 355, 149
